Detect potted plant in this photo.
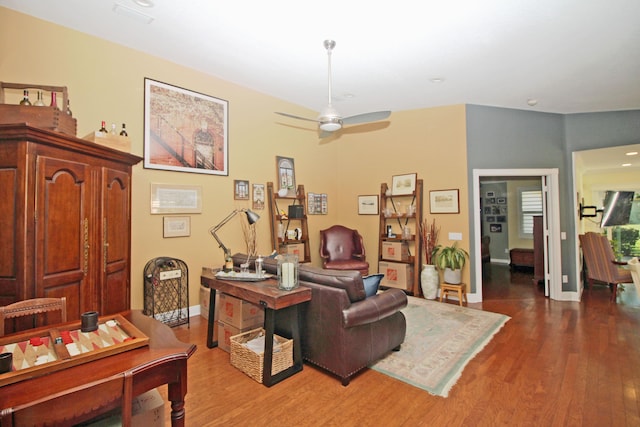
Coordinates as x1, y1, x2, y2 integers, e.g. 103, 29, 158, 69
419, 218, 440, 299
434, 242, 469, 284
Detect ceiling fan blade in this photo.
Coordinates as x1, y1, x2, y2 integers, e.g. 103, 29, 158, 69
342, 110, 391, 125
275, 112, 319, 123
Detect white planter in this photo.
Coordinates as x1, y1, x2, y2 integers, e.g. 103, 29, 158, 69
443, 268, 462, 284
420, 264, 439, 299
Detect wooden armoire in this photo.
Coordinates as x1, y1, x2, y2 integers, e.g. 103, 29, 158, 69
0, 124, 142, 321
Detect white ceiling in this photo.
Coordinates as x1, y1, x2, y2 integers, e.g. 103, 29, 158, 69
2, 0, 639, 119
2, 0, 639, 173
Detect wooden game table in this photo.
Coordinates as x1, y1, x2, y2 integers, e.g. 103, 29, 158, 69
0, 310, 196, 427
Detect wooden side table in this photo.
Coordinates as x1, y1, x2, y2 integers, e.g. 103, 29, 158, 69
200, 268, 311, 387
439, 282, 467, 306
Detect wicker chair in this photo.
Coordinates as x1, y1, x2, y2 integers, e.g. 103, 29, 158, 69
0, 297, 67, 336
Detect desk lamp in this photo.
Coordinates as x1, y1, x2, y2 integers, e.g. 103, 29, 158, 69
209, 208, 260, 271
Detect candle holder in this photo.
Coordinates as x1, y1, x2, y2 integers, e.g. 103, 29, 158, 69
277, 254, 299, 290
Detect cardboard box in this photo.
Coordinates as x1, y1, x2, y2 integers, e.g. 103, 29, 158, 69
378, 261, 414, 290
217, 320, 263, 352
284, 243, 305, 258
381, 241, 409, 261
218, 293, 264, 329
83, 131, 131, 153
85, 388, 164, 427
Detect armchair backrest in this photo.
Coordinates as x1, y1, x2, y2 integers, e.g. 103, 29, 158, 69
579, 232, 628, 283
320, 225, 365, 262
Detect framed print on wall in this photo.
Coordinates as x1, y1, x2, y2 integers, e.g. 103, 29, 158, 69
234, 180, 249, 200
276, 156, 296, 197
252, 184, 265, 210
150, 183, 202, 214
391, 173, 417, 195
358, 195, 379, 215
430, 189, 460, 214
163, 216, 191, 238
143, 78, 228, 175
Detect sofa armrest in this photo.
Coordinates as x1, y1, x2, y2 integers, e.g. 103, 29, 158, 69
342, 289, 407, 329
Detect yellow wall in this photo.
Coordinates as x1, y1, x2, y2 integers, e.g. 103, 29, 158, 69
1, 8, 470, 307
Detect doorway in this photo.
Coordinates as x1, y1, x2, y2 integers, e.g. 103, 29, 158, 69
471, 169, 562, 303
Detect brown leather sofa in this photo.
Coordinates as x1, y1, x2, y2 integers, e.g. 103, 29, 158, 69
232, 254, 408, 385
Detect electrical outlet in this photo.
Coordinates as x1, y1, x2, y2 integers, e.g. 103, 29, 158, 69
504, 249, 509, 254
449, 232, 462, 241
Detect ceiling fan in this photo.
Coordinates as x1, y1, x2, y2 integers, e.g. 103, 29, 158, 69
276, 40, 391, 135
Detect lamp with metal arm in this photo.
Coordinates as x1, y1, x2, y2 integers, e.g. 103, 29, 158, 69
209, 208, 260, 271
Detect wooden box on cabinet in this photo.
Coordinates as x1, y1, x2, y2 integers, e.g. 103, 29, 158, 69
0, 124, 141, 322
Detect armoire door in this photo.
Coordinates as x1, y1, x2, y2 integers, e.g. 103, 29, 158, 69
35, 155, 92, 320
99, 167, 132, 315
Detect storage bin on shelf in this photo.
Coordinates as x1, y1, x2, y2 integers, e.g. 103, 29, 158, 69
229, 328, 293, 383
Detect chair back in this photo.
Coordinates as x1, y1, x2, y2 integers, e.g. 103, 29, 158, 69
628, 257, 640, 292
0, 297, 67, 336
320, 225, 365, 262
579, 232, 631, 283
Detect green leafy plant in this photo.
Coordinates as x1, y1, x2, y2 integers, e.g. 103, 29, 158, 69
434, 242, 469, 271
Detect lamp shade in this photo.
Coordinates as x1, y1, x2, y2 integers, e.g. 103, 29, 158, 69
245, 209, 260, 225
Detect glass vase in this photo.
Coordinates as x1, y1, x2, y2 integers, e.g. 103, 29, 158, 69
277, 254, 299, 290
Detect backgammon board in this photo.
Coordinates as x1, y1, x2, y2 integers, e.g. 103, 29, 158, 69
0, 314, 149, 387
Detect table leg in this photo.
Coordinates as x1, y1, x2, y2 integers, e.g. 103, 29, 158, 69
207, 288, 217, 348
261, 305, 303, 387
167, 360, 188, 427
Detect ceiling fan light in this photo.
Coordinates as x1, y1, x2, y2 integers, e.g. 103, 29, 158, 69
319, 120, 342, 132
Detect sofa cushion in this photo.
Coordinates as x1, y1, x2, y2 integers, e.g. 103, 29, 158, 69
299, 264, 365, 302
362, 274, 384, 298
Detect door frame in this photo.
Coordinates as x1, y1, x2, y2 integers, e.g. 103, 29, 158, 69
471, 168, 562, 302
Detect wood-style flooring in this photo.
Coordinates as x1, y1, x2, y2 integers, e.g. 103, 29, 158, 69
162, 264, 640, 426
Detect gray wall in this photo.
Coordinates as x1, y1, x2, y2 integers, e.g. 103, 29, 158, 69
466, 105, 640, 296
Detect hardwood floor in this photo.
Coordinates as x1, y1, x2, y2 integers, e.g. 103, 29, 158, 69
162, 266, 640, 426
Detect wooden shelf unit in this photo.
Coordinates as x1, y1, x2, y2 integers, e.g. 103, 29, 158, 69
378, 179, 423, 296
267, 182, 311, 263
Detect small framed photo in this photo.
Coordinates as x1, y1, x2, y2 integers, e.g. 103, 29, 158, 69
487, 197, 496, 205
430, 189, 460, 214
234, 180, 249, 200
252, 183, 265, 210
276, 156, 296, 197
486, 216, 496, 222
490, 223, 502, 233
496, 215, 506, 222
358, 195, 379, 215
163, 216, 191, 238
486, 191, 495, 198
391, 173, 417, 195
497, 197, 507, 204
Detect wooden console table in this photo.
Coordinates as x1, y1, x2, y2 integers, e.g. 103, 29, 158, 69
510, 248, 535, 269
0, 311, 196, 427
200, 267, 311, 386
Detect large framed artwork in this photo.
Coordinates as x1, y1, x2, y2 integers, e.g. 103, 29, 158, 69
144, 78, 228, 175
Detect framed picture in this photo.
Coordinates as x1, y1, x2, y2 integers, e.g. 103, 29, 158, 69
163, 216, 191, 238
430, 189, 460, 214
487, 197, 496, 204
497, 197, 507, 204
143, 78, 228, 175
486, 215, 496, 222
252, 184, 265, 210
391, 173, 417, 195
496, 215, 506, 222
490, 223, 502, 233
234, 180, 249, 200
358, 195, 379, 215
486, 191, 495, 198
276, 156, 296, 197
150, 184, 202, 214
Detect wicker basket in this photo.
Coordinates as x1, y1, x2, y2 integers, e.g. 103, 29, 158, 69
230, 328, 293, 383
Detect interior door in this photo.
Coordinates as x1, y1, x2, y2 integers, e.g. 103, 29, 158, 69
35, 155, 92, 320
541, 175, 550, 297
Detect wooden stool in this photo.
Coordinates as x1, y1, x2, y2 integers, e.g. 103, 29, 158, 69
439, 282, 467, 306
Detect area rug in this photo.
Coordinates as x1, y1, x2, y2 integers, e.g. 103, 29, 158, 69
370, 297, 510, 397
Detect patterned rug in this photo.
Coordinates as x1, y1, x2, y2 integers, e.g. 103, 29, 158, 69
370, 296, 510, 397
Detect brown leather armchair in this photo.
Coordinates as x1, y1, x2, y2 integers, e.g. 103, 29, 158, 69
298, 265, 407, 385
320, 225, 369, 276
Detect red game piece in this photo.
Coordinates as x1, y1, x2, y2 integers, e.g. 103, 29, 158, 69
30, 337, 43, 346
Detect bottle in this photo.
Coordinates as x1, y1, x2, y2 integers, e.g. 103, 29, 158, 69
19, 90, 31, 106
99, 121, 108, 134
110, 123, 117, 135
223, 253, 234, 273
65, 99, 72, 116
119, 123, 128, 137
50, 92, 58, 110
33, 91, 45, 106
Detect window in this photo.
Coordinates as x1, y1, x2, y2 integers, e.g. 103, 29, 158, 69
519, 188, 542, 238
